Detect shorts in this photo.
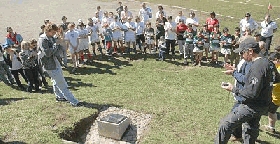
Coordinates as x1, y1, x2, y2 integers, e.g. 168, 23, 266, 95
221, 48, 231, 55
112, 33, 122, 41
146, 38, 154, 45
69, 46, 79, 54
125, 36, 136, 43
89, 35, 100, 44
268, 101, 279, 114
78, 39, 89, 51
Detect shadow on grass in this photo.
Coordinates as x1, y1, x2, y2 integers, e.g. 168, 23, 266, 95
58, 102, 123, 143
64, 77, 96, 91
255, 139, 272, 144
0, 98, 27, 106
0, 140, 27, 144
266, 131, 280, 139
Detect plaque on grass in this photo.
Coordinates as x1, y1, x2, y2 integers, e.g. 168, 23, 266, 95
98, 114, 130, 140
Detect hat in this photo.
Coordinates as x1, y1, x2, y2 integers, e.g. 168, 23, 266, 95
78, 19, 83, 23
62, 16, 67, 20
245, 12, 251, 17
233, 37, 259, 53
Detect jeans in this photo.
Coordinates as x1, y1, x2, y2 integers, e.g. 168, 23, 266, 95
46, 66, 79, 105
0, 61, 14, 84
215, 104, 267, 144
165, 39, 176, 54
184, 44, 194, 62
178, 40, 185, 54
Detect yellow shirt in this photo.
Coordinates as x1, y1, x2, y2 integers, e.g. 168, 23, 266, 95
272, 63, 280, 106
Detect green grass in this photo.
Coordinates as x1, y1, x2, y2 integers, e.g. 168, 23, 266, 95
1, 0, 280, 143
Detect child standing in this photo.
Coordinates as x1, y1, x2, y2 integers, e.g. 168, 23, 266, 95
19, 41, 40, 92
193, 30, 205, 67
0, 45, 15, 85
4, 46, 27, 91
77, 22, 89, 65
144, 22, 155, 54
209, 25, 221, 64
102, 23, 113, 56
87, 18, 102, 58
123, 17, 136, 54
65, 23, 80, 73
184, 24, 196, 65
158, 36, 166, 61
220, 27, 233, 66
202, 24, 211, 61
110, 16, 124, 54
230, 27, 241, 66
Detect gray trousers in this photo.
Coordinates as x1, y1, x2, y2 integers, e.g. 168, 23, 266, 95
215, 104, 267, 144
0, 61, 14, 84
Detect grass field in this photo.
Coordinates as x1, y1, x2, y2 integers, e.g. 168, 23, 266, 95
1, 0, 280, 143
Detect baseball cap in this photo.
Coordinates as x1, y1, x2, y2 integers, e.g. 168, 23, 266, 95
233, 37, 260, 53
78, 19, 83, 23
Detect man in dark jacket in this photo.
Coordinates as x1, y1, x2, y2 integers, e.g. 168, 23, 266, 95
215, 37, 273, 144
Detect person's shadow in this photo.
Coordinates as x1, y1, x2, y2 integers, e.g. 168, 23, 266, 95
64, 77, 96, 91
0, 97, 27, 106
0, 140, 27, 144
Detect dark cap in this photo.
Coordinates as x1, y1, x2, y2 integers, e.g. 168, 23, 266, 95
62, 16, 67, 20
245, 12, 251, 17
233, 37, 260, 53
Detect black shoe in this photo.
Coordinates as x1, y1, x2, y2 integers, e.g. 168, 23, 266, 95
71, 102, 84, 107
56, 97, 67, 102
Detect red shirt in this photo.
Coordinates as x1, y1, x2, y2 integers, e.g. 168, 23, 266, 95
206, 18, 219, 32
176, 24, 188, 32
6, 32, 18, 45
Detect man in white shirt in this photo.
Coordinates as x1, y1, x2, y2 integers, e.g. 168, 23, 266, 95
185, 11, 199, 32
175, 11, 186, 25
260, 14, 277, 53
239, 13, 258, 35
96, 6, 103, 22
165, 16, 177, 55
138, 2, 152, 24
121, 5, 133, 23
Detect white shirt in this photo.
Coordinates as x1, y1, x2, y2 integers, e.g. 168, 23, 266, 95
139, 7, 151, 23
261, 20, 277, 37
109, 21, 123, 35
155, 11, 167, 19
102, 17, 114, 26
135, 22, 145, 35
185, 17, 199, 31
86, 24, 100, 40
164, 21, 177, 40
65, 30, 79, 47
11, 53, 22, 70
175, 16, 186, 24
97, 10, 103, 21
124, 21, 136, 37
239, 18, 258, 32
77, 29, 88, 39
121, 10, 133, 22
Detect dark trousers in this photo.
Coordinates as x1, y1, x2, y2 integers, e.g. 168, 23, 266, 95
37, 65, 48, 87
136, 34, 145, 50
261, 36, 273, 51
165, 39, 176, 55
215, 104, 267, 144
24, 67, 39, 92
11, 68, 28, 89
231, 102, 242, 138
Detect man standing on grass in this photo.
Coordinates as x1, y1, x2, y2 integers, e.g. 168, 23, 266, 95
215, 38, 273, 144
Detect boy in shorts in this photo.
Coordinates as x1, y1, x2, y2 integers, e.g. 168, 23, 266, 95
77, 22, 89, 65
65, 23, 80, 73
110, 16, 124, 54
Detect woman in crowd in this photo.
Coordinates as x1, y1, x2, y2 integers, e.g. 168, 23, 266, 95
5, 27, 23, 50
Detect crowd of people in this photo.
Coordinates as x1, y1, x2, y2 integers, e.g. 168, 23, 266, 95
0, 1, 279, 141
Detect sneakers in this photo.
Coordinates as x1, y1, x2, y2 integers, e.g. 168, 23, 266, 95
261, 125, 276, 133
